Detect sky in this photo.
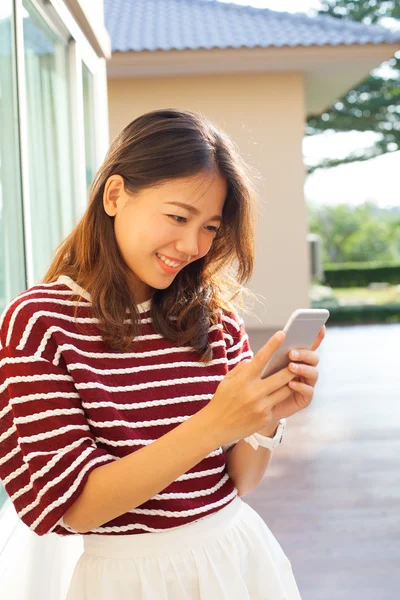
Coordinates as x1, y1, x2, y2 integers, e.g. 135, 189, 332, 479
217, 0, 400, 209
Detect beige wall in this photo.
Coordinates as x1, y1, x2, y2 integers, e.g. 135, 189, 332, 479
107, 72, 310, 330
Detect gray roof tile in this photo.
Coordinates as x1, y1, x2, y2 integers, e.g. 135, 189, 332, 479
104, 0, 400, 53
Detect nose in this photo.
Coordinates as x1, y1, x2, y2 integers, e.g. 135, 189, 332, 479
175, 228, 199, 259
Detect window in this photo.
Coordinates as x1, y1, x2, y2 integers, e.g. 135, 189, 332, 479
0, 0, 108, 517
0, 0, 26, 512
82, 62, 96, 195
0, 1, 26, 315
22, 0, 75, 283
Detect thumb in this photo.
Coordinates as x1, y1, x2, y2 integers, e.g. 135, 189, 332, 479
250, 331, 286, 378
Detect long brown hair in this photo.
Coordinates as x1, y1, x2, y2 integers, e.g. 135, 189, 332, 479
42, 108, 258, 362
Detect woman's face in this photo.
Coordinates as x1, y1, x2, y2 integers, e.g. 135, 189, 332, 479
103, 171, 227, 303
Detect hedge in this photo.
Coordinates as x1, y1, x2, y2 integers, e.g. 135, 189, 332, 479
323, 263, 400, 288
313, 303, 400, 324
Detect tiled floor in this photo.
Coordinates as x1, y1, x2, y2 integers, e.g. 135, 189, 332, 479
244, 323, 400, 600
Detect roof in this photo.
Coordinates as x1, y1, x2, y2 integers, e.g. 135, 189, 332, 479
103, 0, 400, 53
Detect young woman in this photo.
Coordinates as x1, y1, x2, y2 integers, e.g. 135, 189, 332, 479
0, 108, 325, 599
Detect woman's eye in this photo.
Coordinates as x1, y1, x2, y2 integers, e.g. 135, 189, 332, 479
167, 215, 219, 233
167, 215, 187, 224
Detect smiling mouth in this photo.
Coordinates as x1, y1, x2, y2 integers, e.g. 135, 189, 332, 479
156, 253, 185, 267
156, 253, 184, 273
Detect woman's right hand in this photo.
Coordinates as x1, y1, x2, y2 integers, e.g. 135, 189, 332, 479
203, 331, 297, 447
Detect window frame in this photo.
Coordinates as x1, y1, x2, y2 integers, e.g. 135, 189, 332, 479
0, 0, 110, 526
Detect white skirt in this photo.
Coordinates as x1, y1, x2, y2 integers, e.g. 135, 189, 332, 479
65, 496, 301, 600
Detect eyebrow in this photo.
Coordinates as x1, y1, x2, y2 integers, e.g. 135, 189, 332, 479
164, 202, 223, 222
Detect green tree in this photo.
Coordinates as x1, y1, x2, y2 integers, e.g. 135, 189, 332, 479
386, 216, 400, 255
342, 220, 394, 261
308, 201, 399, 262
307, 0, 400, 173
308, 204, 362, 262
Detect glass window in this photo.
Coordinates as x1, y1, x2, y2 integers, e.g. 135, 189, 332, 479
82, 62, 96, 196
0, 1, 26, 314
0, 0, 104, 515
0, 0, 26, 511
22, 0, 75, 283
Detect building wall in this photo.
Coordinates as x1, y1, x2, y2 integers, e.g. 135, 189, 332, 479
107, 71, 310, 330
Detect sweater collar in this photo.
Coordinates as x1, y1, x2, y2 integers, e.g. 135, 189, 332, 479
56, 275, 152, 314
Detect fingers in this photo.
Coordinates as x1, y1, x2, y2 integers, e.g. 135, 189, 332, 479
259, 365, 297, 396
309, 325, 326, 351
287, 380, 315, 404
273, 382, 314, 419
289, 348, 319, 367
267, 383, 293, 408
251, 330, 286, 377
267, 379, 314, 413
288, 363, 318, 385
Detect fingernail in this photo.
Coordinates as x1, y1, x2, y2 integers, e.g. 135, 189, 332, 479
290, 350, 299, 359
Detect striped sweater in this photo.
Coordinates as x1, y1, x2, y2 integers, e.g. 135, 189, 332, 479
0, 276, 253, 536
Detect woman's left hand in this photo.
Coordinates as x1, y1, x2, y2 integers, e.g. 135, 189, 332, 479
255, 325, 326, 431
286, 325, 326, 410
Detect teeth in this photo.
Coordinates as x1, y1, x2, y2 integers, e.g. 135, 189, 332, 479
156, 253, 181, 268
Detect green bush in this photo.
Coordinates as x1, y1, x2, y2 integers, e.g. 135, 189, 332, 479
321, 304, 400, 324
323, 263, 400, 288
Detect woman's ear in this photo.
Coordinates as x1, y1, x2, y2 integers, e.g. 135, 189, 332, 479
103, 175, 124, 216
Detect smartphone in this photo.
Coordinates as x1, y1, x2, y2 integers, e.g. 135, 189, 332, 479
261, 308, 330, 379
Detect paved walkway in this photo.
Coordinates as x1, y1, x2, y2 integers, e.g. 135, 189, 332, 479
245, 323, 400, 600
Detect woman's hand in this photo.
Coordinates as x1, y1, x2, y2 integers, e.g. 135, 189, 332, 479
204, 331, 300, 448
267, 325, 326, 424
204, 325, 326, 448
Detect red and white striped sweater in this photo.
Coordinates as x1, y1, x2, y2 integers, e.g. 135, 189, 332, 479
0, 275, 253, 536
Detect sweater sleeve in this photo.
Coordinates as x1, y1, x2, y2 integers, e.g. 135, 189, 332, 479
0, 343, 116, 536
224, 308, 254, 372
221, 306, 254, 453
